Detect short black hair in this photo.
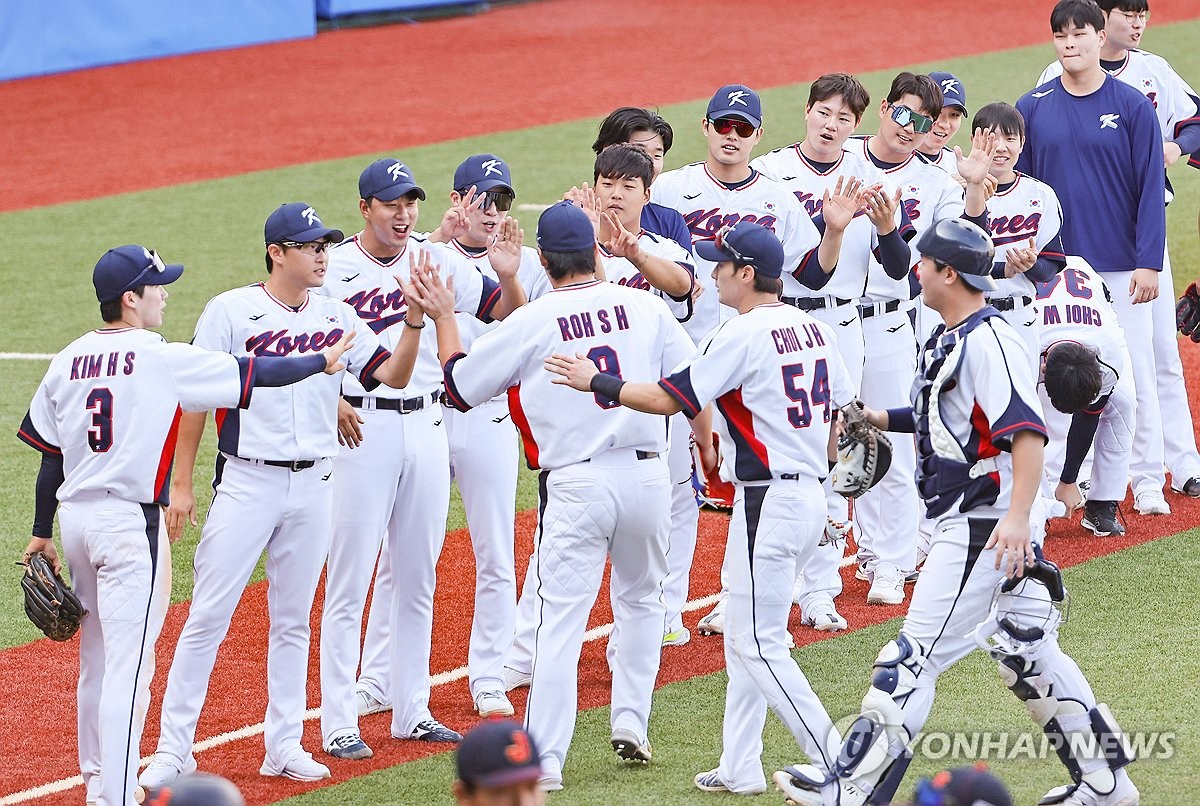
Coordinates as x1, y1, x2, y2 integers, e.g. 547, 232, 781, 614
1096, 0, 1148, 13
541, 248, 596, 280
972, 102, 1025, 140
1051, 0, 1106, 33
593, 144, 654, 190
752, 273, 783, 296
100, 285, 145, 323
593, 107, 674, 155
808, 73, 871, 121
1043, 341, 1103, 413
886, 72, 942, 119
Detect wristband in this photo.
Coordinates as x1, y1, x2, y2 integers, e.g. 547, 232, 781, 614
404, 319, 426, 329
589, 372, 626, 402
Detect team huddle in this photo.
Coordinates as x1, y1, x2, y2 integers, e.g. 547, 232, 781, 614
17, 0, 1199, 804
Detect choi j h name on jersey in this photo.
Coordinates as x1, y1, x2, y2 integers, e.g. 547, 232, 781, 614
773, 323, 827, 355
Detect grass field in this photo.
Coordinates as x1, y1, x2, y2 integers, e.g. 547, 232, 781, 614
2, 14, 1200, 806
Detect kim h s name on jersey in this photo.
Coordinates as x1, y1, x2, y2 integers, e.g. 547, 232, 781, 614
556, 304, 631, 342
69, 350, 136, 381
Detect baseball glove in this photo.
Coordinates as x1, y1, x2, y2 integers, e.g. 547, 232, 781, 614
691, 433, 734, 512
1176, 282, 1200, 343
831, 400, 893, 499
19, 551, 86, 641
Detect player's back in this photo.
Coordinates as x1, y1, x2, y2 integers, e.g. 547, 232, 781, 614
445, 279, 694, 469
1035, 256, 1127, 356
28, 328, 241, 504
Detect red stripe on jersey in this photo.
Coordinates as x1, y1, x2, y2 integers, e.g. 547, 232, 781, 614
17, 427, 62, 456
507, 385, 540, 470
215, 407, 228, 433
154, 406, 183, 502
969, 401, 1002, 488
716, 388, 771, 480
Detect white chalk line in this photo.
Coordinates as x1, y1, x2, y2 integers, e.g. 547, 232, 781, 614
0, 557, 856, 802
0, 353, 55, 361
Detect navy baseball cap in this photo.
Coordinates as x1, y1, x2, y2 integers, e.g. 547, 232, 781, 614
913, 764, 1013, 806
93, 245, 185, 302
264, 203, 344, 245
695, 220, 784, 278
536, 201, 596, 252
358, 158, 427, 202
454, 154, 516, 197
707, 84, 762, 128
929, 71, 968, 114
456, 720, 542, 789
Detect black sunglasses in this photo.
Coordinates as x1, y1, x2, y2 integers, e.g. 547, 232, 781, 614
888, 103, 935, 134
709, 117, 757, 138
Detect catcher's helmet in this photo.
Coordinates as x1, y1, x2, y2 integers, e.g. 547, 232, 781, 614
916, 217, 996, 291
144, 773, 245, 806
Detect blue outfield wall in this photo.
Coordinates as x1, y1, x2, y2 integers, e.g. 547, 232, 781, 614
316, 0, 467, 18
0, 0, 316, 81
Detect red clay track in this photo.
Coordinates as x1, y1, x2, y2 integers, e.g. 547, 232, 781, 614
5, 0, 1200, 212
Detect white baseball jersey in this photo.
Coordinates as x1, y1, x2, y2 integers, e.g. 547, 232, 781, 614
443, 239, 550, 352
660, 303, 854, 483
319, 233, 499, 397
847, 136, 966, 302
651, 162, 820, 339
597, 229, 695, 322
1035, 257, 1128, 384
917, 147, 959, 175
442, 279, 695, 469
19, 329, 250, 504
987, 172, 1066, 300
192, 282, 388, 461
752, 144, 901, 300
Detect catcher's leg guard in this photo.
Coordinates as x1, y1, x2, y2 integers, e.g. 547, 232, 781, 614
997, 653, 1133, 800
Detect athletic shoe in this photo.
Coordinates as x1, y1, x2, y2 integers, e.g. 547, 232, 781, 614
662, 627, 691, 646
611, 727, 652, 762
697, 599, 726, 636
474, 689, 515, 718
138, 753, 197, 790
1133, 489, 1170, 515
904, 567, 920, 584
324, 733, 373, 760
503, 666, 532, 691
1081, 500, 1124, 537
405, 718, 462, 742
1039, 775, 1140, 805
694, 768, 732, 792
854, 559, 872, 582
1170, 476, 1200, 498
260, 750, 331, 781
356, 688, 390, 716
803, 601, 848, 632
867, 565, 905, 606
771, 766, 834, 806
538, 775, 564, 792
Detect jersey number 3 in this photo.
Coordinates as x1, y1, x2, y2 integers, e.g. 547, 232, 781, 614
782, 359, 831, 429
86, 388, 114, 452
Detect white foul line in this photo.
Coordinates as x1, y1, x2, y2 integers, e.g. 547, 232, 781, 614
0, 353, 55, 360
0, 558, 855, 803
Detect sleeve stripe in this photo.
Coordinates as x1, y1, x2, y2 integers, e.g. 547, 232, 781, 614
478, 284, 504, 322
17, 427, 61, 456
658, 377, 700, 418
238, 356, 255, 408
360, 346, 390, 383
991, 420, 1048, 438
442, 352, 473, 411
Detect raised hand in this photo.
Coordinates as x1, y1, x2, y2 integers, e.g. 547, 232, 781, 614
321, 329, 357, 374
432, 185, 484, 243
563, 183, 602, 235
1004, 238, 1038, 278
602, 210, 640, 260
821, 175, 866, 234
955, 127, 998, 187
863, 183, 901, 235
488, 215, 525, 279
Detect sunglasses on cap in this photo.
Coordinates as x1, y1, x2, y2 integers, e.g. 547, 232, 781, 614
714, 225, 752, 265
888, 103, 935, 134
709, 117, 757, 138
458, 189, 515, 213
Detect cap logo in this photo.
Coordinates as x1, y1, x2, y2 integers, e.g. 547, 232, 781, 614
505, 730, 532, 764
386, 162, 408, 181
481, 158, 504, 177
301, 206, 319, 226
940, 78, 960, 93
727, 90, 749, 107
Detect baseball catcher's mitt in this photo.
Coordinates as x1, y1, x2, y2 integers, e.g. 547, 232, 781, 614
831, 401, 893, 499
20, 552, 86, 641
691, 433, 734, 512
1176, 282, 1200, 343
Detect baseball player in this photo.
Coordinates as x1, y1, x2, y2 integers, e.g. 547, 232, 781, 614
1017, 0, 1167, 519
844, 72, 994, 607
411, 201, 695, 791
593, 106, 693, 252
775, 218, 1139, 806
546, 220, 855, 796
453, 720, 546, 806
752, 72, 913, 632
1036, 0, 1200, 512
18, 245, 352, 806
139, 203, 421, 788
971, 101, 1067, 363
1036, 257, 1136, 538
316, 158, 528, 759
918, 71, 968, 175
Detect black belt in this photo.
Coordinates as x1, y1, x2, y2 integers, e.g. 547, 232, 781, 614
858, 299, 903, 318
581, 450, 659, 463
781, 296, 853, 311
987, 295, 1033, 312
344, 392, 438, 413
780, 472, 800, 480
237, 457, 317, 472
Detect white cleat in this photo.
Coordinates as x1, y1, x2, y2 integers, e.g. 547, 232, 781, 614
697, 599, 726, 636
867, 565, 905, 605
503, 665, 532, 691
474, 689, 516, 717
1040, 777, 1140, 805
138, 753, 197, 790
260, 750, 331, 781
356, 688, 391, 716
1133, 489, 1170, 515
